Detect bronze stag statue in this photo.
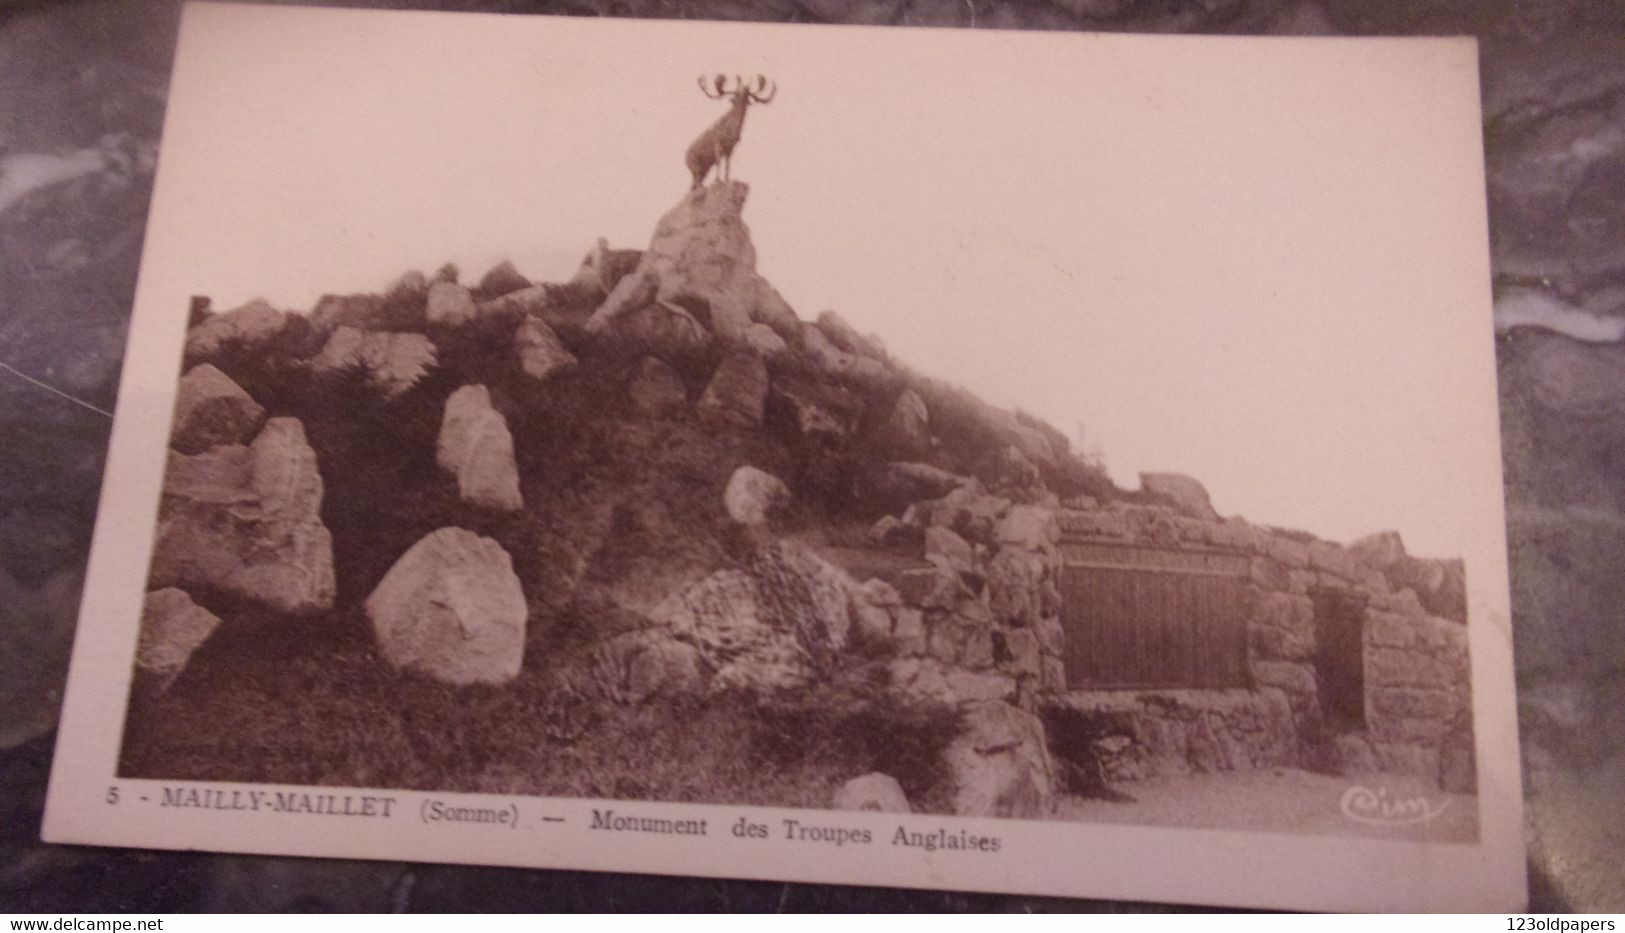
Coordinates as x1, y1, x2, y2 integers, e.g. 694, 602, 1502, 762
686, 74, 776, 190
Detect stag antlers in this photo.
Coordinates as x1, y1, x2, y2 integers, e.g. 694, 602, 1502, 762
685, 73, 776, 189
696, 73, 776, 104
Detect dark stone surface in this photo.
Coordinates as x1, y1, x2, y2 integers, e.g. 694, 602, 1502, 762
2, 0, 1623, 912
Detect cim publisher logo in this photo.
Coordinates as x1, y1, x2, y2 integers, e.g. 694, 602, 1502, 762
1339, 784, 1450, 826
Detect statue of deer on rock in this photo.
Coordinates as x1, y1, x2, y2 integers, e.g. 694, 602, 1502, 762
686, 74, 775, 190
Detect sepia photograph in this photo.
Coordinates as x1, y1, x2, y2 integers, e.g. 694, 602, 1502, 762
43, 2, 1521, 911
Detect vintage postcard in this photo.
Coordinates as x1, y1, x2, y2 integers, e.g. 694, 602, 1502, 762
43, 2, 1524, 911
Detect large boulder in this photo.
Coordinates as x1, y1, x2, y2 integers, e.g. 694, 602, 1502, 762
924, 526, 974, 571
585, 183, 800, 343
477, 260, 530, 298
832, 773, 912, 813
514, 317, 577, 384
941, 702, 1055, 818
649, 542, 855, 692
800, 324, 894, 390
309, 326, 437, 399
478, 284, 555, 321
768, 376, 862, 443
857, 462, 974, 512
626, 356, 688, 416
570, 237, 643, 301
1349, 530, 1407, 568
886, 658, 1016, 708
921, 487, 1013, 545
751, 278, 802, 340
815, 310, 885, 360
698, 349, 769, 428
425, 281, 477, 325
876, 388, 931, 457
635, 181, 758, 339
384, 269, 428, 299
1139, 472, 1220, 522
309, 292, 389, 335
170, 364, 266, 454
1349, 531, 1468, 623
995, 505, 1061, 552
184, 298, 292, 361
136, 588, 221, 692
597, 295, 711, 351
365, 528, 528, 685
986, 546, 1049, 628
150, 417, 336, 614
590, 629, 709, 705
723, 466, 791, 527
437, 385, 523, 511
743, 323, 787, 358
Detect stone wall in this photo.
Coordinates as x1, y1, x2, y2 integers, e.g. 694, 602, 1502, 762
1352, 589, 1475, 792
871, 487, 1070, 714
1044, 688, 1298, 783
1040, 482, 1475, 792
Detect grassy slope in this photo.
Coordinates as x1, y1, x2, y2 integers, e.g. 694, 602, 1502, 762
118, 302, 976, 810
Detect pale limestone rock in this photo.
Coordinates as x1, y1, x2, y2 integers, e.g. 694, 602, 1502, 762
723, 465, 790, 527
365, 528, 527, 685
649, 543, 855, 692
751, 278, 801, 339
385, 269, 427, 299
170, 363, 265, 455
184, 299, 291, 361
698, 349, 768, 428
832, 773, 912, 813
800, 323, 892, 389
1350, 530, 1467, 622
312, 292, 400, 336
477, 260, 530, 298
815, 310, 884, 360
850, 579, 900, 651
995, 504, 1060, 551
136, 588, 221, 692
1350, 530, 1408, 568
477, 284, 554, 321
514, 317, 577, 384
858, 462, 973, 512
588, 269, 660, 335
309, 326, 437, 399
770, 378, 860, 442
591, 629, 708, 704
879, 388, 931, 456
437, 386, 523, 511
942, 701, 1054, 818
867, 515, 912, 547
924, 526, 974, 570
573, 238, 642, 299
743, 323, 787, 358
1139, 472, 1220, 521
598, 297, 711, 351
986, 546, 1047, 627
586, 183, 790, 343
886, 657, 1015, 708
926, 488, 1012, 545
425, 281, 477, 326
151, 417, 335, 614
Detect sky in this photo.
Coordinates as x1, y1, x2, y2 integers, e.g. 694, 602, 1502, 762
146, 4, 1503, 558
